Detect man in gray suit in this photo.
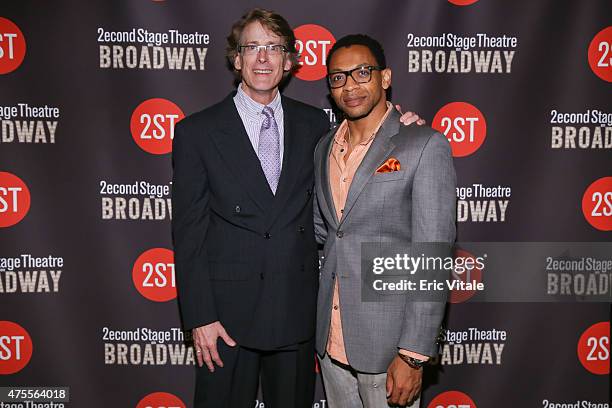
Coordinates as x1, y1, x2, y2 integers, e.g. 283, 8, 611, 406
313, 34, 456, 407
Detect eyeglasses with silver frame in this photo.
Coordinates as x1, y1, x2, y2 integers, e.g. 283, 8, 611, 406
237, 44, 288, 56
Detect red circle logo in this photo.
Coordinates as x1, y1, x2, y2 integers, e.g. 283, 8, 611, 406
577, 321, 610, 375
588, 26, 612, 82
428, 390, 477, 408
132, 248, 176, 302
0, 17, 26, 75
130, 98, 185, 155
136, 392, 186, 408
293, 24, 336, 81
449, 249, 483, 304
0, 321, 33, 375
432, 102, 487, 157
448, 0, 479, 5
0, 171, 31, 228
581, 176, 612, 231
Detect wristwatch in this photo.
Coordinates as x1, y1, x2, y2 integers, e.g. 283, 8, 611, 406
398, 353, 426, 369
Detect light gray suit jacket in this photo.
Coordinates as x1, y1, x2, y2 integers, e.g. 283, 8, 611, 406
314, 109, 456, 373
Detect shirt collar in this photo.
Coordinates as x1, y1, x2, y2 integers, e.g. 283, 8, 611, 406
235, 82, 282, 116
333, 101, 394, 146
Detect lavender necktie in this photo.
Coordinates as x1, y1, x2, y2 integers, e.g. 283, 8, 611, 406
258, 106, 281, 194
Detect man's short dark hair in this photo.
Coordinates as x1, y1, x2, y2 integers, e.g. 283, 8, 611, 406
326, 34, 386, 70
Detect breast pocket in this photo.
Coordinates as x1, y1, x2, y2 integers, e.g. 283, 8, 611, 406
368, 170, 407, 183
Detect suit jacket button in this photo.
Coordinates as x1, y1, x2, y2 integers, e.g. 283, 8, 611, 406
336, 231, 344, 238
298, 226, 305, 233
260, 272, 264, 280
307, 189, 312, 196
264, 232, 271, 239
234, 205, 241, 213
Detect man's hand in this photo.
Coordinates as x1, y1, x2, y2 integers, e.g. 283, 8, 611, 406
386, 355, 422, 406
396, 104, 426, 126
192, 321, 237, 372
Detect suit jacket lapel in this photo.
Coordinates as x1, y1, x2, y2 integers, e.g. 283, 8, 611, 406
210, 93, 274, 212
339, 110, 400, 225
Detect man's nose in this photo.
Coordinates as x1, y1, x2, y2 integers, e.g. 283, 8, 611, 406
344, 74, 360, 91
257, 48, 268, 63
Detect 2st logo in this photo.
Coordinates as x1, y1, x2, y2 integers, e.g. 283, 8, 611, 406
582, 177, 612, 231
0, 172, 31, 228
432, 102, 487, 157
428, 390, 477, 408
130, 98, 185, 155
0, 321, 33, 375
577, 321, 610, 375
0, 17, 26, 74
449, 249, 483, 304
448, 0, 479, 5
136, 391, 185, 408
132, 248, 176, 302
293, 24, 335, 81
588, 26, 612, 82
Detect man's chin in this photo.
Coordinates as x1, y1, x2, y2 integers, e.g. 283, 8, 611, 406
342, 107, 371, 121
251, 76, 281, 88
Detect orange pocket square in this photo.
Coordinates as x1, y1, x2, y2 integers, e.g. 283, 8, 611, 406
376, 157, 401, 173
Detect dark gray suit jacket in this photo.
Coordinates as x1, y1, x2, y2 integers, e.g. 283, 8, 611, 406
313, 109, 456, 373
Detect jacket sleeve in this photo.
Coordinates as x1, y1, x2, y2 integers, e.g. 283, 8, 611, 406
171, 120, 218, 330
398, 131, 456, 357
313, 111, 331, 245
313, 136, 329, 245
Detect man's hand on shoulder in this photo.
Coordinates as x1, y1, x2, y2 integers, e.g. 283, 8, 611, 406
192, 321, 237, 372
386, 354, 423, 406
395, 104, 426, 126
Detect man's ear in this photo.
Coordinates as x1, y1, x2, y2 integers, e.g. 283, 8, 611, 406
283, 55, 292, 72
381, 68, 392, 90
233, 54, 242, 71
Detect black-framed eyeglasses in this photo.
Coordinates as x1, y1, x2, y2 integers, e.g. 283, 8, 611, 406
237, 44, 288, 56
327, 65, 383, 88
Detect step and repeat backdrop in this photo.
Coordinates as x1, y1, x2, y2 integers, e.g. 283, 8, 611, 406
1, 0, 610, 407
